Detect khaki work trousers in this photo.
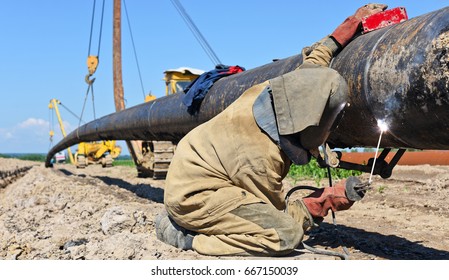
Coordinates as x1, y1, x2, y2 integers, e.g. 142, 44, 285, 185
192, 202, 309, 256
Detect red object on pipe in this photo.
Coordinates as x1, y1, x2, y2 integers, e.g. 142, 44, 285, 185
362, 7, 408, 33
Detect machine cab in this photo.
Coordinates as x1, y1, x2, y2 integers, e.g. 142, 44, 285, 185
163, 67, 204, 95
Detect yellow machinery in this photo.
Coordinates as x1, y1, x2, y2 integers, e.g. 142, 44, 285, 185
76, 140, 121, 168
48, 99, 75, 164
143, 67, 203, 101
163, 67, 204, 95
48, 98, 121, 168
137, 67, 203, 179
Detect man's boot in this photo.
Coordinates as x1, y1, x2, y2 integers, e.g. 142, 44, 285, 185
302, 176, 362, 219
155, 210, 195, 250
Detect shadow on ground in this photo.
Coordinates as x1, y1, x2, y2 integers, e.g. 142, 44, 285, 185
305, 222, 449, 260
57, 168, 81, 177
95, 176, 164, 204
56, 168, 164, 203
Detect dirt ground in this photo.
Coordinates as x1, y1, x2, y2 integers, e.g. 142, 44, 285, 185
1, 157, 448, 260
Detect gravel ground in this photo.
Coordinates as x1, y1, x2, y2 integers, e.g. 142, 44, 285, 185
1, 157, 448, 260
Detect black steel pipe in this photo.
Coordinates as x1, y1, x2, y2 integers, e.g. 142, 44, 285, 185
46, 6, 449, 167
330, 6, 449, 149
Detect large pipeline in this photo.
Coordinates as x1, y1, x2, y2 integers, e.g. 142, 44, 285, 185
46, 6, 449, 167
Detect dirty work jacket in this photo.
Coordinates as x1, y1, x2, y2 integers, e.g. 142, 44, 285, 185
165, 81, 291, 231
164, 39, 337, 232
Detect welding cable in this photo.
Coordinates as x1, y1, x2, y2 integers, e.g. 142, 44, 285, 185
327, 167, 351, 258
300, 242, 349, 260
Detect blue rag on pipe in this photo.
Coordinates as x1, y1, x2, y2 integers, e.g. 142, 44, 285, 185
182, 64, 245, 114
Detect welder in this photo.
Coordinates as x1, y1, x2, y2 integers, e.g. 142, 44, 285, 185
156, 4, 387, 256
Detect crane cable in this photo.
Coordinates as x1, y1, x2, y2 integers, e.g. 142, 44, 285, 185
123, 0, 146, 100
59, 102, 86, 125
87, 0, 105, 59
170, 0, 222, 66
79, 0, 105, 133
49, 100, 87, 149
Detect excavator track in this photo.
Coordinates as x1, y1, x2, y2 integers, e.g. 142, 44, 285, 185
138, 141, 175, 179
76, 155, 87, 169
101, 154, 113, 168
152, 141, 175, 179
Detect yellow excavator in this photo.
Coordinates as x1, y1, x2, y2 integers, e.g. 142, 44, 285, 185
144, 67, 202, 101
75, 140, 121, 168
135, 67, 203, 179
48, 98, 121, 168
163, 67, 203, 95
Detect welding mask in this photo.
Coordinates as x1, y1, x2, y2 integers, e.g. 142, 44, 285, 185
271, 63, 349, 151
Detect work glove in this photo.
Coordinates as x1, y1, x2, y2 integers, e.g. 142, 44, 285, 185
302, 178, 356, 218
286, 199, 317, 231
331, 3, 388, 48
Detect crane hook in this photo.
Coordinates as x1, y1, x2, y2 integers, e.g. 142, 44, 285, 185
85, 74, 96, 85
85, 55, 99, 85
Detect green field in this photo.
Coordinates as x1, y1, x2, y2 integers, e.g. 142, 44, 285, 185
288, 158, 362, 186
0, 153, 46, 162
0, 153, 135, 167
1, 153, 360, 183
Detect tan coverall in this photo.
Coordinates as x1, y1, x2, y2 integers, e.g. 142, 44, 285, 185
164, 42, 338, 256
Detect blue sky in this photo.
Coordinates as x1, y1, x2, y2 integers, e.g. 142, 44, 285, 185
0, 1, 446, 154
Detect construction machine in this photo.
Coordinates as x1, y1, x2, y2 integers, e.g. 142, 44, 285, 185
75, 140, 121, 168
135, 67, 203, 179
48, 98, 121, 168
163, 67, 204, 95
54, 152, 66, 164
48, 98, 76, 165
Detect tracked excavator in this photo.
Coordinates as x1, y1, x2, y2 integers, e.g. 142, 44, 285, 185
75, 140, 121, 168
132, 67, 203, 179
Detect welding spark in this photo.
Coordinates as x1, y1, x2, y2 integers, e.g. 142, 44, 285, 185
377, 119, 389, 132
369, 119, 389, 184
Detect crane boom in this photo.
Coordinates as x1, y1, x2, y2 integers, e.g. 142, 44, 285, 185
48, 99, 75, 164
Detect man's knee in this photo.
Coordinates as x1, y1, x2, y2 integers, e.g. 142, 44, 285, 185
274, 220, 303, 254
231, 203, 304, 254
